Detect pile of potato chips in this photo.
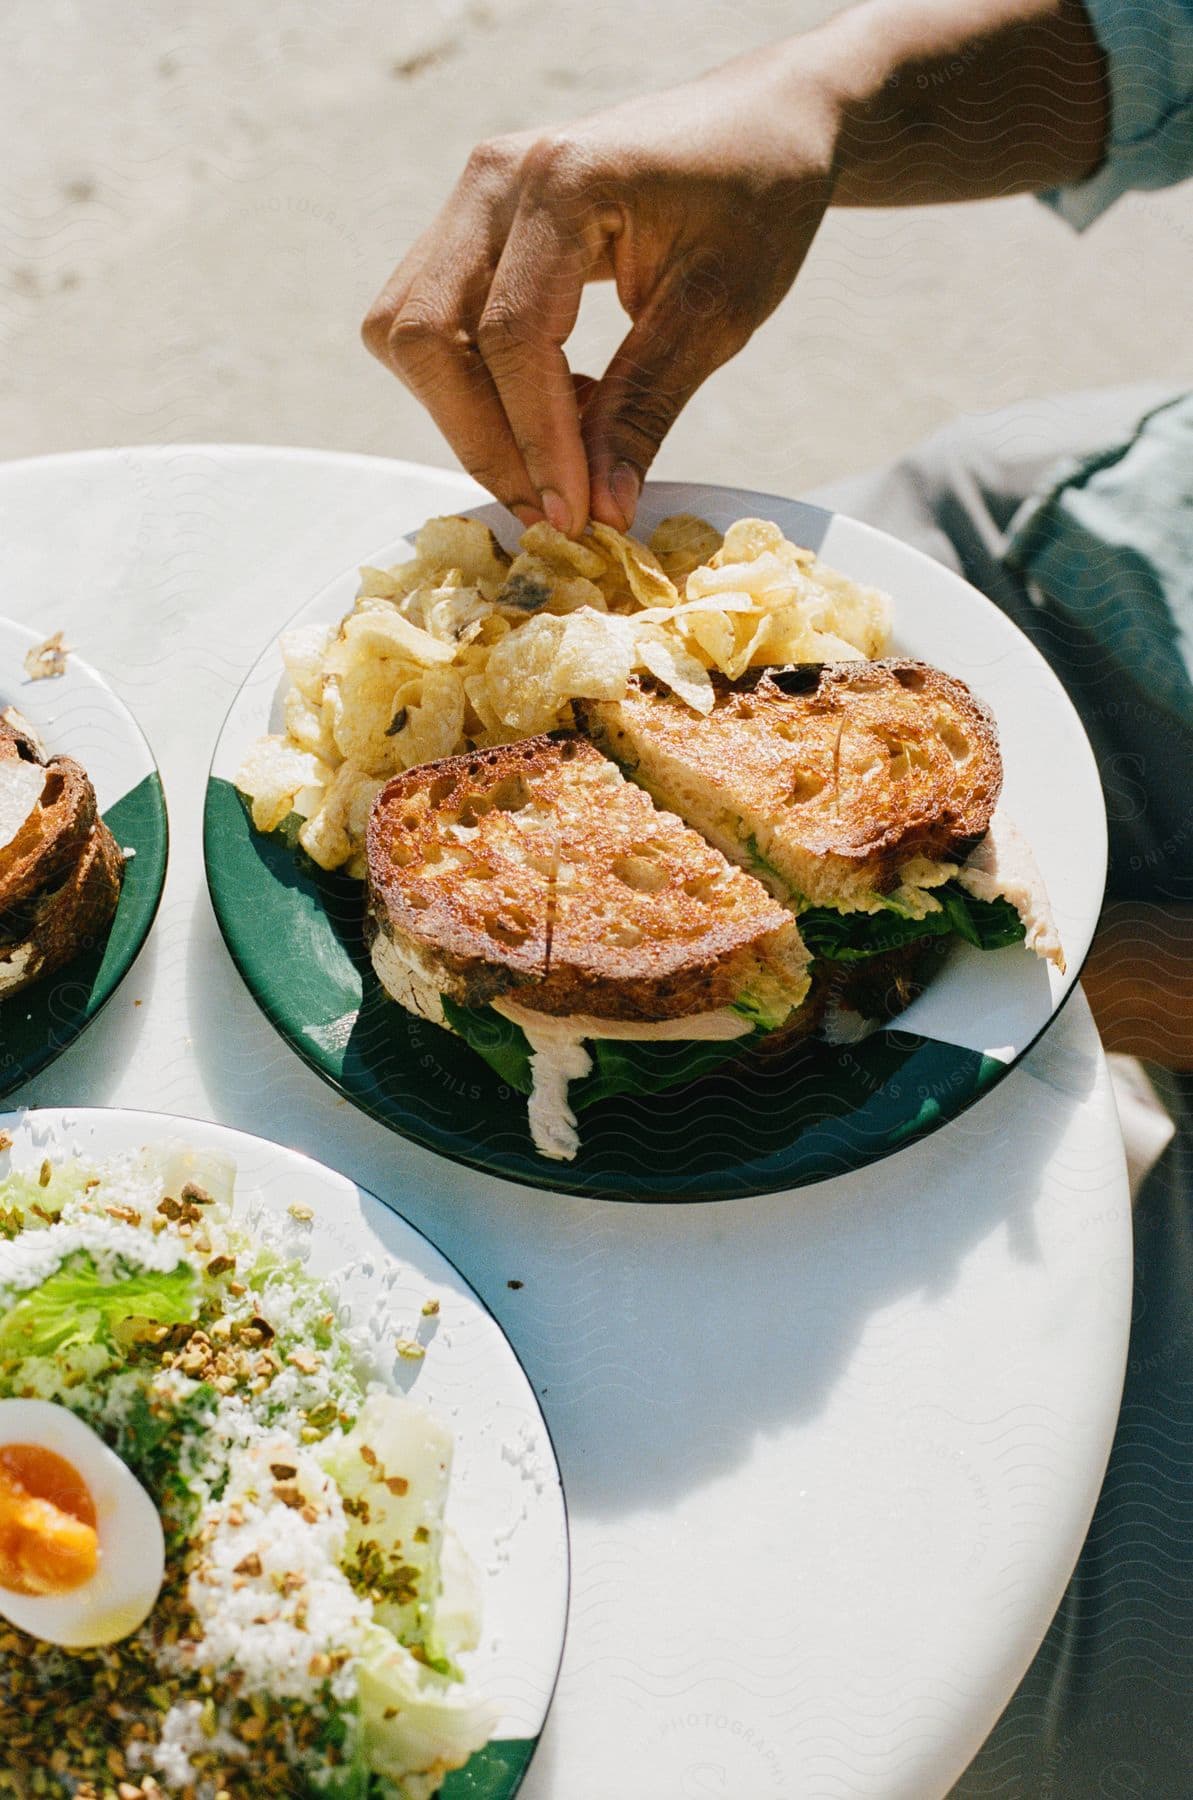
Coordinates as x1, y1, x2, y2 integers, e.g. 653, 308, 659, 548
237, 512, 891, 876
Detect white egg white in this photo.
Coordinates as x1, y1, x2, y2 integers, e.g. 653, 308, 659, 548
0, 1398, 165, 1648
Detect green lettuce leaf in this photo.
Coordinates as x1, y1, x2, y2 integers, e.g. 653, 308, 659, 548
0, 1253, 197, 1361
442, 997, 765, 1108
441, 999, 532, 1094
355, 1624, 497, 1790
797, 883, 1025, 963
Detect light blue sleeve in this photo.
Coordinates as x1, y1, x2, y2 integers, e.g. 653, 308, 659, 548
1042, 0, 1193, 227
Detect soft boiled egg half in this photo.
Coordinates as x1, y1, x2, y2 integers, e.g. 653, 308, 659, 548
0, 1398, 165, 1646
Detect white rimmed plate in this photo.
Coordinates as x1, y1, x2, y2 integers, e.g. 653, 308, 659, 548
1, 618, 168, 1096
204, 483, 1105, 1200
0, 1104, 569, 1796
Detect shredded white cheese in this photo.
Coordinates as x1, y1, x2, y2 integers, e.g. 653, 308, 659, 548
176, 1436, 370, 1706
490, 998, 751, 1161
0, 1214, 185, 1294
957, 810, 1065, 971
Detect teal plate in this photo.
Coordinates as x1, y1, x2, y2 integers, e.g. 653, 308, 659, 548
207, 775, 1009, 1202
203, 485, 1106, 1201
1, 621, 168, 1096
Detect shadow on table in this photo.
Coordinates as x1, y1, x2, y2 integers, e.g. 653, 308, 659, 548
185, 873, 1093, 1518
7, 931, 160, 1111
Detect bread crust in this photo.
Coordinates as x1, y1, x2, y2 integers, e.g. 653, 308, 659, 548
577, 660, 1002, 903
0, 819, 124, 997
366, 733, 808, 1021
0, 754, 98, 909
0, 712, 124, 1000
0, 711, 45, 764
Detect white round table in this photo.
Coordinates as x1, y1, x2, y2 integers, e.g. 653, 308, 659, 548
0, 447, 1132, 1800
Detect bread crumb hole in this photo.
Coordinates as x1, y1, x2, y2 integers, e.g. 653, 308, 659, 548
937, 720, 971, 761
612, 854, 668, 894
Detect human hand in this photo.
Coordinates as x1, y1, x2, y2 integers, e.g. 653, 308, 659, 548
363, 48, 841, 534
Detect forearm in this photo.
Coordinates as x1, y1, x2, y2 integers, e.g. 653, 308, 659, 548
794, 0, 1109, 205
1081, 905, 1193, 1070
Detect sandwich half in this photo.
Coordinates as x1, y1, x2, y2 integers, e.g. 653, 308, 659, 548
0, 710, 125, 999
366, 733, 812, 1159
577, 660, 1063, 1032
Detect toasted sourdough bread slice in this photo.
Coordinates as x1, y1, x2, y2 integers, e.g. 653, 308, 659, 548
1, 709, 45, 765
366, 733, 811, 1027
576, 661, 1002, 910
0, 753, 99, 910
0, 711, 124, 1001
0, 818, 125, 997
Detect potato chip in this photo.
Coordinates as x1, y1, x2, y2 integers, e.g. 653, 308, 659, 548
330, 662, 409, 776
284, 687, 337, 762
291, 779, 327, 823
633, 625, 715, 715
298, 798, 352, 871
554, 609, 636, 700
629, 590, 758, 627
808, 629, 867, 663
424, 584, 494, 644
472, 612, 514, 649
519, 521, 607, 579
483, 615, 571, 734
754, 604, 817, 666
686, 552, 794, 603
236, 736, 333, 834
343, 764, 386, 841
496, 555, 559, 615
712, 517, 789, 566
724, 612, 775, 680
392, 666, 466, 769
326, 607, 457, 673
413, 516, 510, 586
587, 522, 678, 608
357, 565, 404, 601
681, 609, 738, 672
803, 561, 891, 656
280, 624, 334, 706
648, 514, 724, 586
297, 760, 386, 870
549, 575, 608, 615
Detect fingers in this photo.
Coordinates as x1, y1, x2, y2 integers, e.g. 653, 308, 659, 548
582, 258, 751, 530
364, 281, 544, 522
475, 197, 602, 536
365, 131, 624, 535
363, 145, 546, 522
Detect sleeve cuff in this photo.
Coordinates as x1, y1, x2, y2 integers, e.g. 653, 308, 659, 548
1042, 0, 1193, 228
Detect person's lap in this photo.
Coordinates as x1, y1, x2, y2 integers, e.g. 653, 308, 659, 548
808, 390, 1193, 1797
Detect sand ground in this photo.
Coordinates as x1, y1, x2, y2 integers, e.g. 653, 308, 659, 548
3, 0, 1191, 497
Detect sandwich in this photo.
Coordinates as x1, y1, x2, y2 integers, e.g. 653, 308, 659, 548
0, 709, 125, 999
576, 659, 1063, 1034
365, 733, 813, 1160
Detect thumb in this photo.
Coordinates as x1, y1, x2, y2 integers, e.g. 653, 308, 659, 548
582, 271, 746, 530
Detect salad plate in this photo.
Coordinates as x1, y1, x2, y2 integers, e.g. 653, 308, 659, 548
0, 617, 167, 1096
0, 1105, 569, 1796
204, 482, 1105, 1200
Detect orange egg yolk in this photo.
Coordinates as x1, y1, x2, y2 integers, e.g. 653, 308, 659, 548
0, 1444, 99, 1596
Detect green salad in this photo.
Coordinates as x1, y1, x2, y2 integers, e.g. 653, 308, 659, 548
0, 1143, 495, 1799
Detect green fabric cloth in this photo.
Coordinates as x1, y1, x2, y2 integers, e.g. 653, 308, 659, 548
1000, 392, 1193, 905
1005, 393, 1193, 732
1042, 0, 1193, 227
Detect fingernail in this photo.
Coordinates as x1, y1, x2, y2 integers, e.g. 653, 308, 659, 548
609, 462, 640, 527
540, 488, 572, 535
